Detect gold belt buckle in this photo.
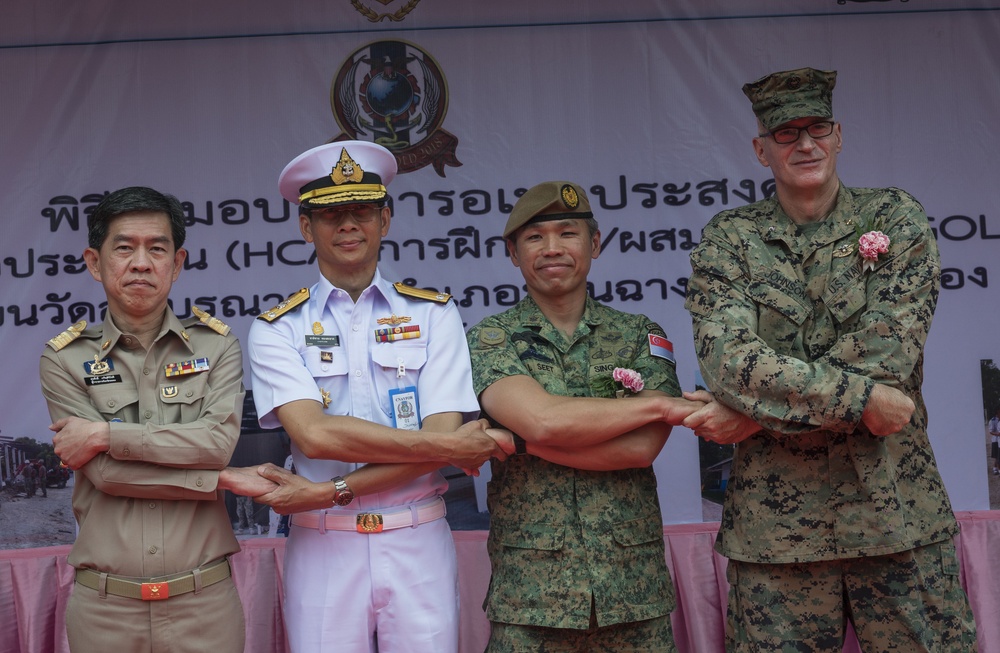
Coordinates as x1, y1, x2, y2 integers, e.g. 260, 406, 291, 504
356, 513, 384, 533
141, 582, 170, 601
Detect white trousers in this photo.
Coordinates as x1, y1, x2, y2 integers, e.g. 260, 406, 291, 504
283, 516, 460, 653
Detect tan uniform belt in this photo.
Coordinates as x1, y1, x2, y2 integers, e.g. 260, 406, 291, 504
75, 558, 231, 601
291, 496, 446, 534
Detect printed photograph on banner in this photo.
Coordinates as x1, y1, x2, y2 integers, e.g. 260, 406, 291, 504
694, 370, 731, 522
0, 431, 76, 549
980, 360, 1000, 510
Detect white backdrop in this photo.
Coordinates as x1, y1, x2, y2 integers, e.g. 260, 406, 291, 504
1, 0, 997, 524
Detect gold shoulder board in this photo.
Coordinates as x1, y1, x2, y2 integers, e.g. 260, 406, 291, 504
393, 282, 451, 304
257, 288, 311, 322
46, 320, 87, 351
191, 306, 232, 336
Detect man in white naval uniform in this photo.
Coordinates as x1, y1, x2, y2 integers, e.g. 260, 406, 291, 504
247, 141, 508, 653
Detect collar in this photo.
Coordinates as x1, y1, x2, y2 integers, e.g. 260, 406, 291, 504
316, 268, 391, 308
758, 183, 856, 247
99, 308, 192, 353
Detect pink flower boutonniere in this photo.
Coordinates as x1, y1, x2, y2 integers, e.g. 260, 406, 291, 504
591, 367, 645, 399
612, 367, 644, 397
858, 230, 890, 272
854, 215, 890, 272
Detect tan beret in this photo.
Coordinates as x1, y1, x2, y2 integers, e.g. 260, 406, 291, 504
503, 181, 593, 238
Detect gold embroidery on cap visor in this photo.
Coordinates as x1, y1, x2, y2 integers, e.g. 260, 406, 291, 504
299, 183, 387, 205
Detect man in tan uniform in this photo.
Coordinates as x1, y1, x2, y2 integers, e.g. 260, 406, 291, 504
39, 186, 275, 653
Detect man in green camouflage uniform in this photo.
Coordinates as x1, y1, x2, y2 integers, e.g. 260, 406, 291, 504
468, 181, 704, 652
683, 68, 977, 651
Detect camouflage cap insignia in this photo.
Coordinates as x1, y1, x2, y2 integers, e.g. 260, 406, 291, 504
47, 320, 87, 351
191, 306, 231, 336
258, 288, 311, 322
392, 282, 450, 303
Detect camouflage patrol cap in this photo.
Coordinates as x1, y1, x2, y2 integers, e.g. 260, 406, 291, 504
503, 181, 593, 238
743, 68, 837, 131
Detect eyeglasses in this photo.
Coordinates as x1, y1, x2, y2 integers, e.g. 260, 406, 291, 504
758, 120, 836, 145
310, 205, 381, 224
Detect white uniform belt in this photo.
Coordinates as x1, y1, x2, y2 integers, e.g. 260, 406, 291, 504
75, 558, 230, 601
291, 496, 446, 534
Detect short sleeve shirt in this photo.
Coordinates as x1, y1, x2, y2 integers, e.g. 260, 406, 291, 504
248, 269, 480, 509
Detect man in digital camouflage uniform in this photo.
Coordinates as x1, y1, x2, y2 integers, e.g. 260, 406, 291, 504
682, 68, 977, 651
468, 180, 704, 652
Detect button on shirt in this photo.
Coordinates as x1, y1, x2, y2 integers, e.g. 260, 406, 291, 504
248, 269, 480, 510
38, 309, 244, 577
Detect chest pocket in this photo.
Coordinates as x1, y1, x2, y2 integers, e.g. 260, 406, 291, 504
371, 342, 429, 417
159, 374, 208, 407
825, 278, 868, 326
89, 383, 139, 420
746, 280, 810, 327
304, 347, 350, 380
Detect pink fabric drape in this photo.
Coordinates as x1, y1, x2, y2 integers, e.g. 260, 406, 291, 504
3, 512, 997, 653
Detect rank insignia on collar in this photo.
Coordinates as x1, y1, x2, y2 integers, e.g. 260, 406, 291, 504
84, 353, 113, 376
164, 357, 210, 377
374, 325, 421, 342
377, 314, 412, 326
320, 388, 332, 409
161, 385, 179, 399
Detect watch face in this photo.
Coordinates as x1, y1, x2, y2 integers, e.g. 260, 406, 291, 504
332, 477, 355, 506
334, 489, 354, 506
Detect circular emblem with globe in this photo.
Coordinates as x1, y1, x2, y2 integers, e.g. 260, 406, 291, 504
331, 40, 461, 176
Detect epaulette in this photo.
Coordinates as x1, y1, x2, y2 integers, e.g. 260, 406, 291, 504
191, 306, 231, 336
393, 282, 451, 304
46, 320, 88, 351
258, 288, 310, 322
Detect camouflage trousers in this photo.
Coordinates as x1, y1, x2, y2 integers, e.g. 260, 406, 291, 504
486, 614, 676, 653
725, 540, 977, 652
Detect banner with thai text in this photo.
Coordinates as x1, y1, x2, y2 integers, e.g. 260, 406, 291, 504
0, 1, 997, 525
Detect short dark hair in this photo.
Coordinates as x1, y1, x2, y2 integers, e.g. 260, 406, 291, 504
88, 186, 186, 250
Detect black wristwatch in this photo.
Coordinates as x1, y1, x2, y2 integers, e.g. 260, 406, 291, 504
330, 476, 355, 506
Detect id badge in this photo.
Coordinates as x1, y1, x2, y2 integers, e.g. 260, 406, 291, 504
389, 386, 421, 430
